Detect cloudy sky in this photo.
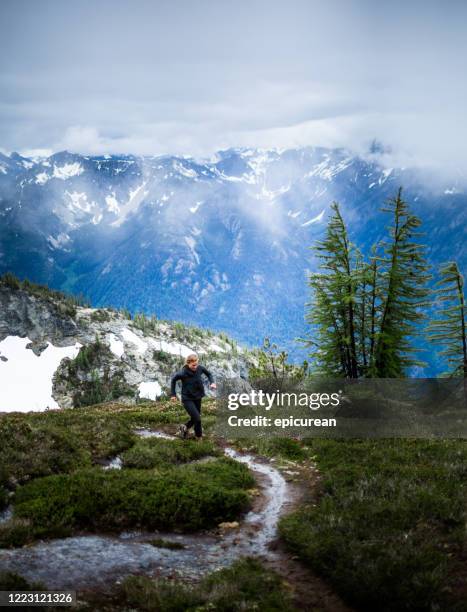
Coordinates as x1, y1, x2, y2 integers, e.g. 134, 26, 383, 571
1, 0, 466, 170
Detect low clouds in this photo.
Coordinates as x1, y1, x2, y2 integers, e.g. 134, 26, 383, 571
1, 0, 466, 174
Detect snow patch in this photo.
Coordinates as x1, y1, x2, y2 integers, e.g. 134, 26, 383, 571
47, 233, 70, 249
121, 328, 148, 353
138, 381, 162, 400
105, 193, 120, 214
35, 172, 50, 185
0, 336, 81, 412
66, 191, 91, 213
185, 236, 200, 264
108, 334, 124, 358
149, 338, 194, 358
173, 161, 197, 178
189, 201, 203, 213
111, 183, 148, 226
53, 163, 84, 180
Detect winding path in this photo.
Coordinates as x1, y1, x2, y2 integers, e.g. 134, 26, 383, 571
0, 428, 289, 590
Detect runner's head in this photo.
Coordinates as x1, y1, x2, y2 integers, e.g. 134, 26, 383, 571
185, 353, 199, 371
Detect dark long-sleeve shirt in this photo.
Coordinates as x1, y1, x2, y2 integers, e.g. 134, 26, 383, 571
170, 365, 214, 400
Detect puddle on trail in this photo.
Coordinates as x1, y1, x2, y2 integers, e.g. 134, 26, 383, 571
0, 428, 289, 590
0, 505, 12, 524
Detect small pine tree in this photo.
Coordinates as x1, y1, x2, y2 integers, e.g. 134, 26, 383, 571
249, 337, 308, 389
428, 262, 467, 378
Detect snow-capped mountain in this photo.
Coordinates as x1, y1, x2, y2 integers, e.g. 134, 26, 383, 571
0, 146, 466, 368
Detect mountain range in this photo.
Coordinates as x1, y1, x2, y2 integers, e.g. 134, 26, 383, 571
0, 146, 465, 372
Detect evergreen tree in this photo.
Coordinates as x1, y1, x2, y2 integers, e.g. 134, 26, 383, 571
428, 262, 467, 378
305, 202, 360, 377
371, 188, 431, 377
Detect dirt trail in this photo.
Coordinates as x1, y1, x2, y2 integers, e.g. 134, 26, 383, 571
0, 427, 350, 610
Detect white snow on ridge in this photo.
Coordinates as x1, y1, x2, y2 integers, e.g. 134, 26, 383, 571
53, 163, 84, 180
121, 328, 148, 353
66, 191, 92, 213
0, 336, 81, 412
111, 182, 148, 227
35, 172, 49, 185
0, 165, 7, 175
301, 209, 325, 226
138, 381, 162, 400
379, 168, 393, 185
173, 161, 197, 178
306, 156, 353, 181
108, 334, 124, 358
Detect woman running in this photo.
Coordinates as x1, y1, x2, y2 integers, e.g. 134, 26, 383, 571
170, 353, 216, 439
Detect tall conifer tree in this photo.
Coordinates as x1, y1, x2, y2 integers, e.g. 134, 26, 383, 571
306, 202, 359, 377
371, 188, 431, 377
428, 262, 467, 378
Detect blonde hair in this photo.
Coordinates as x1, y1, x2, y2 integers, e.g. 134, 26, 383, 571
185, 353, 199, 365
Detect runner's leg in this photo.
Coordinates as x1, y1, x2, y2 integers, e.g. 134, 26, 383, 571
183, 399, 201, 436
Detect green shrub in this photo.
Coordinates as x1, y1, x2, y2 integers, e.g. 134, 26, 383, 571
90, 309, 112, 323
121, 438, 220, 469
1, 271, 20, 289
133, 312, 158, 334
13, 458, 253, 538
145, 537, 185, 550
0, 519, 34, 549
0, 410, 136, 486
266, 438, 307, 461
0, 420, 92, 486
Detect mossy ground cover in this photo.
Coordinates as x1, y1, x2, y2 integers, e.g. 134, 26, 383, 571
121, 437, 221, 468
0, 399, 245, 546
274, 438, 467, 612
0, 400, 217, 490
114, 557, 295, 612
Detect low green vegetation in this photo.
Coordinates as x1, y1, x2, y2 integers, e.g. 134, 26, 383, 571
0, 518, 34, 549
133, 311, 159, 334
0, 408, 135, 488
0, 400, 251, 548
278, 438, 467, 611
0, 400, 203, 490
119, 557, 295, 612
146, 537, 186, 550
57, 337, 136, 407
0, 486, 8, 510
0, 570, 45, 591
12, 458, 252, 539
0, 272, 89, 316
121, 437, 220, 468
90, 308, 112, 323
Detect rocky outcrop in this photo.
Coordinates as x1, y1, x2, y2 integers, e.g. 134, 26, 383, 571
0, 278, 256, 409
